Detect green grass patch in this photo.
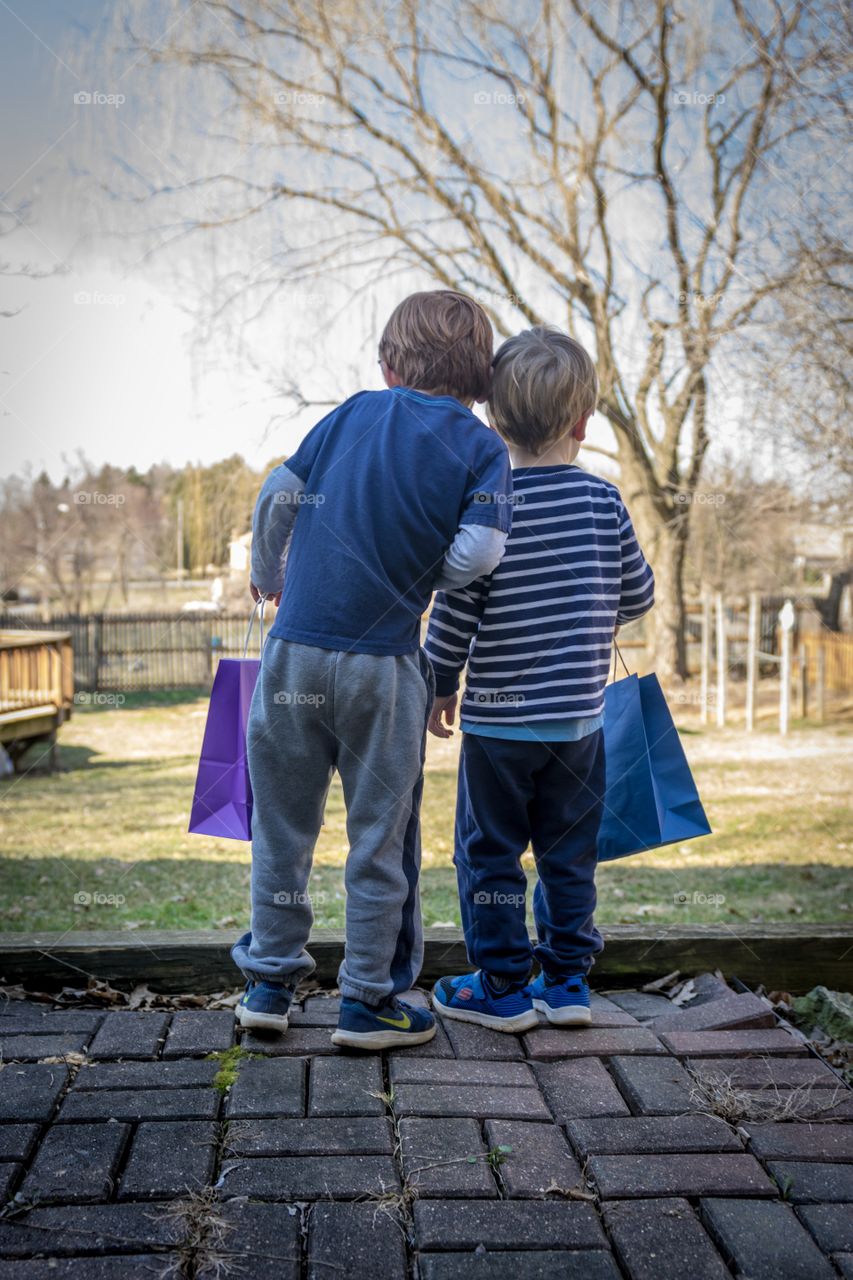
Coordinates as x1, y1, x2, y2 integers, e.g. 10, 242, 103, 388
206, 1045, 253, 1092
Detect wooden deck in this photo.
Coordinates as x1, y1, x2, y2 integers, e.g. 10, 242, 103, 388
0, 630, 74, 770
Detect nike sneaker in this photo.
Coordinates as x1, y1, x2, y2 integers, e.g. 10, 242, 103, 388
331, 996, 436, 1050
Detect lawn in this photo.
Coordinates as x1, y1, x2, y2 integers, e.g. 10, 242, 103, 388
0, 690, 850, 935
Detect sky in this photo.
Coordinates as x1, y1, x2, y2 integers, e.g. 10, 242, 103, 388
0, 0, 380, 482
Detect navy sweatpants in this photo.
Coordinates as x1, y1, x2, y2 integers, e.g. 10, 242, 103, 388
454, 729, 606, 980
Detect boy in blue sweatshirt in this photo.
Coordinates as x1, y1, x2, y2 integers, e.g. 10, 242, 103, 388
425, 326, 654, 1032
233, 291, 513, 1049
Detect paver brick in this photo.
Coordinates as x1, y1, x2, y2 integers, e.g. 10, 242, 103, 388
20, 1122, 130, 1204
700, 1197, 835, 1279
441, 1019, 524, 1060
797, 1203, 853, 1253
484, 1118, 581, 1198
608, 991, 676, 1021
88, 1012, 170, 1060
686, 1056, 840, 1088
746, 1122, 853, 1162
523, 1028, 665, 1058
0, 1256, 180, 1278
59, 1088, 218, 1122
226, 1116, 394, 1156
567, 1114, 741, 1158
308, 1201, 407, 1280
0, 1013, 103, 1034
589, 1153, 776, 1199
0, 1201, 184, 1258
533, 1058, 630, 1121
119, 1120, 217, 1199
0, 1065, 68, 1122
0, 1126, 40, 1163
414, 1198, 607, 1250
766, 1161, 853, 1202
0, 1036, 90, 1062
392, 1084, 550, 1120
0, 1164, 21, 1203
609, 1054, 697, 1114
241, 1028, 338, 1056
221, 1154, 400, 1199
197, 1202, 300, 1280
291, 997, 340, 1026
651, 993, 775, 1032
225, 1056, 305, 1118
307, 1055, 384, 1116
72, 1060, 219, 1090
685, 973, 735, 1006
602, 1197, 729, 1280
659, 1029, 806, 1056
389, 1058, 536, 1088
162, 1011, 233, 1057
418, 1252, 622, 1279
588, 996, 641, 1027
400, 1117, 497, 1197
835, 1254, 853, 1278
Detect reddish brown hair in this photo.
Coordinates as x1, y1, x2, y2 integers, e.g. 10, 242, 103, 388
379, 290, 493, 402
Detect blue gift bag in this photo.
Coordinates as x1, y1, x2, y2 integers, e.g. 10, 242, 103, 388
597, 673, 711, 861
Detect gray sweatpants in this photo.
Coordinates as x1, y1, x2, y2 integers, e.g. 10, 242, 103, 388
231, 638, 434, 1004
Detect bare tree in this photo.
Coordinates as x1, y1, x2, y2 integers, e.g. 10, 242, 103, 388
101, 0, 852, 676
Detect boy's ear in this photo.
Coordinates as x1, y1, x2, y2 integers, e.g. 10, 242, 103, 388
573, 410, 592, 441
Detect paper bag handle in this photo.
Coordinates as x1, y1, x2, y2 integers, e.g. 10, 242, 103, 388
610, 638, 631, 683
243, 597, 266, 658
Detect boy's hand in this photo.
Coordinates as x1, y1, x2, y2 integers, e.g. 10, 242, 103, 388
428, 693, 458, 739
250, 582, 282, 607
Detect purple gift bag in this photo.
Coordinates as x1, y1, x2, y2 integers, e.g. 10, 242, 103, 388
188, 602, 265, 840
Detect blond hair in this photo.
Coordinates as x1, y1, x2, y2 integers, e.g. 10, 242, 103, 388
379, 290, 493, 402
488, 326, 598, 453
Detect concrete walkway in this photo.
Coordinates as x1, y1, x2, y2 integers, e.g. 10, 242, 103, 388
0, 980, 851, 1277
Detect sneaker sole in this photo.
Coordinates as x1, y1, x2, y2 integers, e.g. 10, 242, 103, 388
330, 1025, 437, 1051
235, 1005, 289, 1033
432, 995, 540, 1034
531, 998, 591, 1027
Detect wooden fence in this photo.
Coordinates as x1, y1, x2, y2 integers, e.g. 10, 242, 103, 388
800, 631, 853, 695
0, 613, 257, 693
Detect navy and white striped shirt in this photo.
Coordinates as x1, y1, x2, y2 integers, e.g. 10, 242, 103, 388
424, 465, 655, 727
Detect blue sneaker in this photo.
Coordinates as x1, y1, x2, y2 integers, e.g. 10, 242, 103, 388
432, 971, 539, 1033
530, 971, 591, 1026
331, 996, 436, 1050
235, 979, 296, 1032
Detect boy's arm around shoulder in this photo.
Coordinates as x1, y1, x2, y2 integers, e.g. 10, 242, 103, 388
433, 431, 513, 591
615, 494, 655, 624
250, 463, 305, 599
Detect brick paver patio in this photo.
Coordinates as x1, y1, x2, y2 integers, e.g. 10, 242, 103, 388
0, 980, 851, 1278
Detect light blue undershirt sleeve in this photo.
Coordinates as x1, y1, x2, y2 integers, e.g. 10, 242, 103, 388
250, 463, 305, 594
433, 524, 508, 592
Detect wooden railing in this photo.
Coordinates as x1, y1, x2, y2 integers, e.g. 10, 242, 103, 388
800, 631, 853, 695
0, 631, 74, 716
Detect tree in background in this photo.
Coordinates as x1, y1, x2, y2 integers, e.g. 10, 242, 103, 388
97, 0, 852, 676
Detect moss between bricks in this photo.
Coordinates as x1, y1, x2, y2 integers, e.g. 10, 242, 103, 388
205, 1045, 257, 1093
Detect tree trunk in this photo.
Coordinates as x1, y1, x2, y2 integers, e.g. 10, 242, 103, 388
622, 483, 690, 681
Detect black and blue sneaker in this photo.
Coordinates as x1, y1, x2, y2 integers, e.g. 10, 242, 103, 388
432, 970, 539, 1033
530, 971, 591, 1026
235, 979, 296, 1032
331, 996, 436, 1050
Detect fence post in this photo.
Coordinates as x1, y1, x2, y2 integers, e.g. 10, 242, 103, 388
797, 653, 808, 720
779, 600, 795, 735
816, 646, 826, 723
700, 590, 711, 725
92, 615, 103, 693
715, 591, 727, 728
745, 591, 759, 732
